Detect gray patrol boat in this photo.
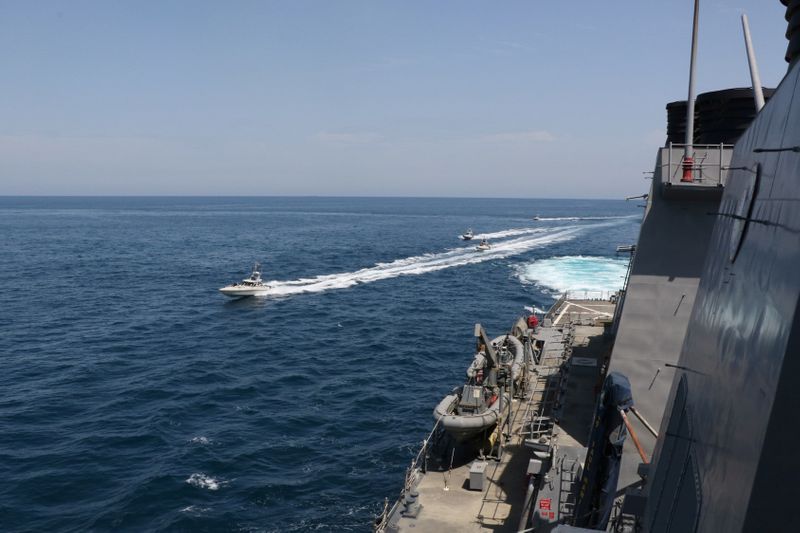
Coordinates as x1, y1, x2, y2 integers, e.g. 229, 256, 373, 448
375, 1, 800, 531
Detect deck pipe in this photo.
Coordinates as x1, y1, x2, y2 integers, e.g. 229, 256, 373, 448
619, 409, 649, 465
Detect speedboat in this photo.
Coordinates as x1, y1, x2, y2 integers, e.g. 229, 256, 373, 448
219, 262, 271, 297
475, 239, 491, 251
532, 215, 541, 221
460, 228, 474, 240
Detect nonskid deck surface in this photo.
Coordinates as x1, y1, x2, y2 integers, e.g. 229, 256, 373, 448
529, 322, 611, 530
547, 297, 615, 328
385, 298, 615, 532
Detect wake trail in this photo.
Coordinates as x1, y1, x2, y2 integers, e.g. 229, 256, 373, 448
259, 226, 585, 298
473, 228, 547, 239
515, 255, 630, 294
533, 214, 640, 222
471, 215, 638, 240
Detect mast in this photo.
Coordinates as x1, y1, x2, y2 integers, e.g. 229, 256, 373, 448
682, 0, 701, 182
741, 13, 766, 112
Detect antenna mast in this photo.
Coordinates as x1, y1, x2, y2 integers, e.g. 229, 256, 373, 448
741, 13, 765, 112
682, 0, 701, 182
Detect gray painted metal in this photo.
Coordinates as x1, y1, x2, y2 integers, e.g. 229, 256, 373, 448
468, 461, 487, 491
741, 14, 766, 111
684, 0, 701, 157
491, 335, 525, 382
429, 326, 522, 442
531, 445, 585, 531
643, 50, 800, 533
432, 390, 505, 442
378, 6, 799, 531
661, 144, 732, 188
474, 323, 498, 368
608, 144, 724, 492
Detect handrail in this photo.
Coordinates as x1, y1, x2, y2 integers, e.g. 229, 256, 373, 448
545, 293, 567, 321
663, 143, 734, 186
405, 416, 442, 490
374, 417, 443, 531
564, 290, 618, 301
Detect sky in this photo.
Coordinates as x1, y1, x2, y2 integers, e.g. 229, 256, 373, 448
0, 1, 792, 198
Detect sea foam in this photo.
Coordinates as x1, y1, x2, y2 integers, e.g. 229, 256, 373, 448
186, 473, 225, 491
516, 255, 629, 294
258, 226, 587, 299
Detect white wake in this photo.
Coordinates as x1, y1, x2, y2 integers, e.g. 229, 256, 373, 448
533, 215, 639, 222
515, 255, 629, 294
258, 226, 583, 298
473, 228, 547, 239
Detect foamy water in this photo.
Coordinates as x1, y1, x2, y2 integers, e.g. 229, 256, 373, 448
532, 215, 639, 222
0, 197, 643, 532
516, 255, 629, 294
472, 227, 546, 239
261, 226, 584, 298
186, 473, 225, 491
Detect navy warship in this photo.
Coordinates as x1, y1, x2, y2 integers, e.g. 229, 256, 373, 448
375, 1, 800, 531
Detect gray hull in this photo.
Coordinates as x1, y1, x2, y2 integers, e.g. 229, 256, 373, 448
490, 335, 524, 383
433, 391, 505, 442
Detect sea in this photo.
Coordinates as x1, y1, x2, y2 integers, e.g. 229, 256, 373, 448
0, 196, 641, 532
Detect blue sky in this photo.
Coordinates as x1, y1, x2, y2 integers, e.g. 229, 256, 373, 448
0, 1, 791, 197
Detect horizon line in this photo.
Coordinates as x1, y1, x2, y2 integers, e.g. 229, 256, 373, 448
0, 194, 629, 201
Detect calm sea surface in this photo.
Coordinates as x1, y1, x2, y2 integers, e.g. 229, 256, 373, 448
0, 197, 640, 532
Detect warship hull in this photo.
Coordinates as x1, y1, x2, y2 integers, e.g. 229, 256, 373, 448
376, 3, 800, 531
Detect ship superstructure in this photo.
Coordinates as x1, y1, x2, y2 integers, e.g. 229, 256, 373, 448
377, 1, 800, 531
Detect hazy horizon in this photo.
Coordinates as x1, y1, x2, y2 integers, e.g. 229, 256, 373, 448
0, 193, 634, 200
0, 1, 790, 198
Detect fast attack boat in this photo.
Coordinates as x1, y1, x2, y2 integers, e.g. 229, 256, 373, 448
219, 262, 271, 298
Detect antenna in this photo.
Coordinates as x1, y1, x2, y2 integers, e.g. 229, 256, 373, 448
625, 193, 649, 201
741, 13, 765, 112
682, 0, 701, 183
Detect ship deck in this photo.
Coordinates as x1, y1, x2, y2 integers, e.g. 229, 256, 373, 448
384, 297, 616, 532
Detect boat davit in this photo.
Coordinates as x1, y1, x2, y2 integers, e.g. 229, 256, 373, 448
432, 327, 526, 442
219, 262, 271, 297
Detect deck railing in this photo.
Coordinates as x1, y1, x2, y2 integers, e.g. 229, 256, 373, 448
662, 143, 734, 187
564, 290, 618, 302
374, 417, 443, 531
544, 293, 567, 322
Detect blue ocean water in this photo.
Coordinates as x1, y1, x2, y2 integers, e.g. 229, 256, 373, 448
0, 197, 640, 532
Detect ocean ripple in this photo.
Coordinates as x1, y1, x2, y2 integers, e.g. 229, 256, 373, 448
0, 197, 641, 531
